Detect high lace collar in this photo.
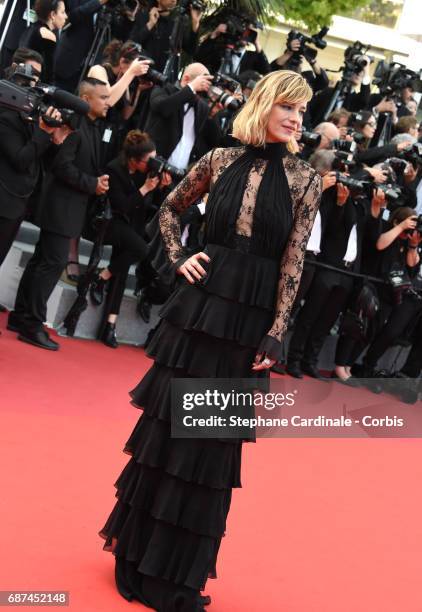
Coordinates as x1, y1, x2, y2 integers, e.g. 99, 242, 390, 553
245, 142, 288, 160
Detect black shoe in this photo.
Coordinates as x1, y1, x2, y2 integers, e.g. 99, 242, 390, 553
101, 322, 118, 348
200, 594, 211, 606
301, 363, 325, 379
7, 311, 24, 333
271, 362, 285, 375
90, 273, 107, 306
18, 328, 59, 351
137, 293, 151, 324
286, 362, 303, 379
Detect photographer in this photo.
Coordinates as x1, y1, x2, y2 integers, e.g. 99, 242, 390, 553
271, 33, 328, 94
358, 207, 422, 378
194, 19, 271, 76
0, 48, 69, 269
130, 0, 202, 73
286, 161, 378, 379
54, 0, 110, 92
309, 49, 372, 127
19, 0, 68, 82
89, 130, 170, 347
353, 111, 411, 167
8, 78, 110, 350
144, 62, 220, 170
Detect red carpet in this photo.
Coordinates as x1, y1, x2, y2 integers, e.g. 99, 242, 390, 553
1, 312, 422, 611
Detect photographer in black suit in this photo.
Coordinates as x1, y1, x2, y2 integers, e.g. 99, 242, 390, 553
54, 0, 109, 92
0, 48, 69, 268
144, 62, 219, 169
130, 0, 202, 73
194, 21, 271, 76
8, 78, 110, 350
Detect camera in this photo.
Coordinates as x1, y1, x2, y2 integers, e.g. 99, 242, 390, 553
334, 172, 371, 193
178, 0, 206, 15
373, 61, 422, 99
147, 156, 186, 180
205, 73, 243, 112
299, 130, 321, 148
220, 12, 263, 48
340, 41, 373, 83
332, 139, 357, 155
397, 142, 422, 168
106, 0, 138, 13
286, 26, 329, 68
122, 43, 168, 87
0, 64, 89, 129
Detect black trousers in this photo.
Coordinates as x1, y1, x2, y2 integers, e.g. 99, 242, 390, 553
401, 315, 422, 377
103, 219, 149, 316
290, 253, 318, 320
0, 215, 24, 267
13, 229, 70, 330
287, 266, 354, 367
364, 295, 422, 369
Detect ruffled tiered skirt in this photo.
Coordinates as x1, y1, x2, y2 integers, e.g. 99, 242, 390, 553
99, 241, 279, 611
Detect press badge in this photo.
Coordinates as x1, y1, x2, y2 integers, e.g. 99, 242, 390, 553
102, 128, 113, 143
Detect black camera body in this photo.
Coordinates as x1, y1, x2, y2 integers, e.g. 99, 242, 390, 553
299, 130, 321, 148
123, 43, 168, 87
397, 142, 422, 169
286, 26, 328, 68
341, 41, 373, 82
373, 61, 422, 99
204, 73, 243, 112
147, 156, 186, 181
179, 0, 206, 15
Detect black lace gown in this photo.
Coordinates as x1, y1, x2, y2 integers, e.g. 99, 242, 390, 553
99, 145, 322, 611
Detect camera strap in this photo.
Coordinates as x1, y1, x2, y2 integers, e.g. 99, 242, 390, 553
304, 258, 387, 284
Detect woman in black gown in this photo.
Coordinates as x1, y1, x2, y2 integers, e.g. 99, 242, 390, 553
99, 70, 322, 611
19, 0, 67, 82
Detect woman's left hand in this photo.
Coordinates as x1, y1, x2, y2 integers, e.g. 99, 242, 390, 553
252, 353, 276, 371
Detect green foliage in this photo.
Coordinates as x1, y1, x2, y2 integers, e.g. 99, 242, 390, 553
339, 0, 403, 28
202, 0, 374, 31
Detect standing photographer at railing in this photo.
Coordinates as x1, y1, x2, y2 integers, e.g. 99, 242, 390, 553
0, 48, 70, 271
7, 78, 110, 351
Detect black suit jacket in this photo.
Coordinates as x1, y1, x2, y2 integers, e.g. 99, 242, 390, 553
37, 116, 100, 238
144, 83, 220, 163
194, 37, 270, 75
0, 109, 52, 220
54, 0, 102, 81
318, 189, 369, 273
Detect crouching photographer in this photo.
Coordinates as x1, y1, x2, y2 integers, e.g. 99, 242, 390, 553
0, 48, 77, 269
89, 130, 176, 348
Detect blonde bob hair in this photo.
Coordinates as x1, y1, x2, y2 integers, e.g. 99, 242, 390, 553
232, 70, 312, 152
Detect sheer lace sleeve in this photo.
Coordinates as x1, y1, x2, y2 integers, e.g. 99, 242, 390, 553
159, 150, 213, 267
258, 170, 322, 362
